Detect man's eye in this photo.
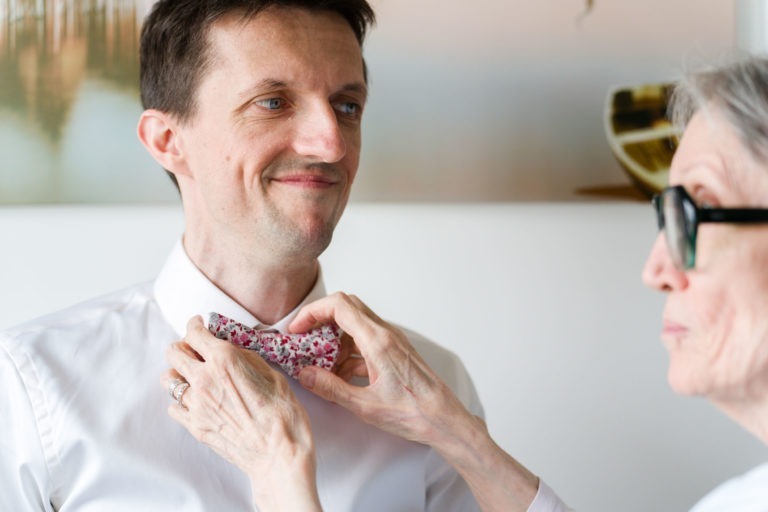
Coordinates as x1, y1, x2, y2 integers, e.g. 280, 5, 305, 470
255, 98, 284, 110
335, 102, 360, 117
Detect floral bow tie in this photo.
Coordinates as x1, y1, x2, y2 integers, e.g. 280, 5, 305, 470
207, 312, 341, 378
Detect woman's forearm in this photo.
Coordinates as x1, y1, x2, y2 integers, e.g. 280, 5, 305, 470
429, 406, 539, 512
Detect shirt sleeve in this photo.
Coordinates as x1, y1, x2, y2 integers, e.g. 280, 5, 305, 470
527, 480, 572, 512
0, 335, 56, 511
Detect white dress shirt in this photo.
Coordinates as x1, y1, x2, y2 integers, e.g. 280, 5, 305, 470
0, 240, 482, 511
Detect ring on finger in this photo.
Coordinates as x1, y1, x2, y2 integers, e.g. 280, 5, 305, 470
168, 378, 187, 399
173, 382, 191, 409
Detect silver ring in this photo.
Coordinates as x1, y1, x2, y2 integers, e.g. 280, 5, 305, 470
168, 378, 187, 399
173, 382, 191, 409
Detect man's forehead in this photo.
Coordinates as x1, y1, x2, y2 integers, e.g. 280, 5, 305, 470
201, 8, 365, 90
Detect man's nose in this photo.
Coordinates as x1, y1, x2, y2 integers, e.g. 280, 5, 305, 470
292, 103, 347, 163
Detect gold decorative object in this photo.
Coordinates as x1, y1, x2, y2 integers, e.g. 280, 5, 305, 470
604, 83, 678, 198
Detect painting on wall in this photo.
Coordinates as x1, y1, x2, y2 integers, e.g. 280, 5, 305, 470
0, 0, 174, 204
0, 0, 734, 204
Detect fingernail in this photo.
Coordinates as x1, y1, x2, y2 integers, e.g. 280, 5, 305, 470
299, 368, 316, 389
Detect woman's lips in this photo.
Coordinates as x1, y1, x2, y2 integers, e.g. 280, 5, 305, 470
662, 319, 688, 337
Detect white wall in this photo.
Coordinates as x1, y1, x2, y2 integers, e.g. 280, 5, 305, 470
1, 204, 767, 511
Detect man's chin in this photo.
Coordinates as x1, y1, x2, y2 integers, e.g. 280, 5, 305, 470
280, 223, 336, 259
262, 202, 345, 256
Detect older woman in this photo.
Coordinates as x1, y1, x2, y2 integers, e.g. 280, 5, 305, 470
163, 56, 768, 511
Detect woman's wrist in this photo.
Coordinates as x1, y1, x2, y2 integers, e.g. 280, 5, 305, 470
430, 409, 539, 512
249, 448, 322, 511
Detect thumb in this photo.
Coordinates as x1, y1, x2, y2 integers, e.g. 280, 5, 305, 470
299, 367, 358, 408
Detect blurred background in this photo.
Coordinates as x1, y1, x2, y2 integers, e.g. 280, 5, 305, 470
0, 0, 740, 203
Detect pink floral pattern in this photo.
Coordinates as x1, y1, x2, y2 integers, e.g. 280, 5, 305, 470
207, 312, 341, 379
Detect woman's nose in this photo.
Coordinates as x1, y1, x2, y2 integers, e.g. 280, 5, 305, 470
641, 232, 688, 292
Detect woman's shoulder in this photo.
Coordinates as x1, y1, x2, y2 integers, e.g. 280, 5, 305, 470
690, 462, 768, 512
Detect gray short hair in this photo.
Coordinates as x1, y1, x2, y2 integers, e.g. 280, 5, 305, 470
669, 56, 768, 163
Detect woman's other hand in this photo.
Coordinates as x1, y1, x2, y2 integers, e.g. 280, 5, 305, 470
161, 316, 322, 512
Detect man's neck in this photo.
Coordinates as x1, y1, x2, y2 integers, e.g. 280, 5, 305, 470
182, 235, 319, 326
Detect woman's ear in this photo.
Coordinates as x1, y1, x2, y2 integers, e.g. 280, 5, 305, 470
137, 109, 192, 179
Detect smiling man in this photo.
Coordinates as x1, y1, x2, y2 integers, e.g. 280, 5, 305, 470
0, 1, 483, 511
137, 4, 366, 326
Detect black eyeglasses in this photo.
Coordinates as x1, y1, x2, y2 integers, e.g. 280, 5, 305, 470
652, 185, 768, 270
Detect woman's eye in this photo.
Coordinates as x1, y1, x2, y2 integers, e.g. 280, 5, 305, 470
690, 185, 718, 209
255, 98, 284, 110
695, 194, 718, 209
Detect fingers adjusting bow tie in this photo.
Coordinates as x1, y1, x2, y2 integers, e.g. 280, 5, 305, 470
207, 312, 341, 379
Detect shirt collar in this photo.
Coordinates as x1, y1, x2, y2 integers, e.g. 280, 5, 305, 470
153, 239, 327, 338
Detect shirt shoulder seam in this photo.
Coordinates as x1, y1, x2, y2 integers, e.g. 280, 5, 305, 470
0, 335, 63, 497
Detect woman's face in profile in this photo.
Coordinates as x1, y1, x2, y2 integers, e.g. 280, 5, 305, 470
642, 107, 768, 402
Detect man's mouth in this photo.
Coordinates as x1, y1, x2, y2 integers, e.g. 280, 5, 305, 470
271, 174, 338, 189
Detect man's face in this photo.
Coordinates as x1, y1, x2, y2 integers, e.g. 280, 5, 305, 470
175, 7, 367, 261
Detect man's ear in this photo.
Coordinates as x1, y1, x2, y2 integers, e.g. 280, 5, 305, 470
137, 109, 192, 179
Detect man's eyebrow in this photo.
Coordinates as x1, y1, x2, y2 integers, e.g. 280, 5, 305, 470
338, 82, 368, 99
237, 79, 368, 100
237, 78, 287, 100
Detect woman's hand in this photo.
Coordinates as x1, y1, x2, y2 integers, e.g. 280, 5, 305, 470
290, 293, 540, 512
161, 316, 322, 512
289, 293, 474, 448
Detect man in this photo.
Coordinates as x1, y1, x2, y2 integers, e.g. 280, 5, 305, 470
0, 1, 482, 510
